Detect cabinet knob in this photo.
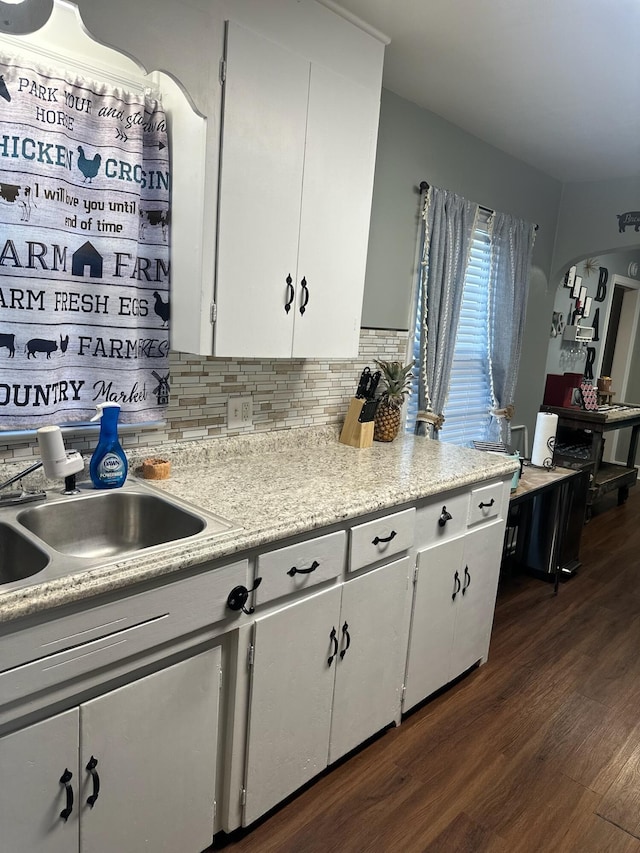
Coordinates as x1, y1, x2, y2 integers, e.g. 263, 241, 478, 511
227, 577, 263, 615
438, 507, 453, 527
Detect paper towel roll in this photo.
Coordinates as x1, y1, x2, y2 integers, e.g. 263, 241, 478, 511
531, 412, 558, 468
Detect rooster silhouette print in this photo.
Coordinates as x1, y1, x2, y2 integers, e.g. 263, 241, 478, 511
0, 75, 10, 102
77, 146, 101, 183
153, 291, 170, 327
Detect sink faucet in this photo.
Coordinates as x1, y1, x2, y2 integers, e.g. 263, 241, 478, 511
0, 460, 47, 506
0, 426, 85, 507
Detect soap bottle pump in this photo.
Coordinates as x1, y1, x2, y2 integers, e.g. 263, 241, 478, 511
89, 403, 128, 489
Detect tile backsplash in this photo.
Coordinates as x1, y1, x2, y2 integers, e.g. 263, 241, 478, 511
0, 329, 408, 462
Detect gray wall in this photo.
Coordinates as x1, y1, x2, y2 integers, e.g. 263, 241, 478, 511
361, 89, 563, 440
552, 177, 640, 280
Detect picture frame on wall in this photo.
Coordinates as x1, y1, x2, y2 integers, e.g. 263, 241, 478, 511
571, 275, 583, 298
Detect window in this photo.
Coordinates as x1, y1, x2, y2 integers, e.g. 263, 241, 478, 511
407, 210, 494, 446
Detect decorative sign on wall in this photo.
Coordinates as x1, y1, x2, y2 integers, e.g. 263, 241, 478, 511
616, 212, 640, 233
0, 51, 170, 428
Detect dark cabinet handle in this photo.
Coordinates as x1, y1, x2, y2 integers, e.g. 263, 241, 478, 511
463, 566, 471, 595
287, 560, 319, 577
339, 621, 351, 659
284, 274, 294, 314
438, 506, 453, 527
372, 530, 397, 546
478, 498, 495, 509
226, 577, 263, 615
299, 277, 309, 315
328, 626, 338, 666
452, 570, 461, 601
59, 768, 74, 821
86, 756, 100, 807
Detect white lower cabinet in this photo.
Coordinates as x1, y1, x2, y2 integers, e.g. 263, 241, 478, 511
404, 521, 505, 712
0, 648, 221, 853
242, 557, 410, 826
0, 708, 79, 853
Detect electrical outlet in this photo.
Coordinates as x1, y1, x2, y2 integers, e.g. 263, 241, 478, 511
227, 395, 252, 429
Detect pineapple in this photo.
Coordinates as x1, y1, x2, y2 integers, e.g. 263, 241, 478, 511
373, 359, 414, 442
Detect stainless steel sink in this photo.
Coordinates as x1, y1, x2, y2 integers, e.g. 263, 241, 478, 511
0, 480, 239, 590
18, 490, 207, 559
0, 521, 49, 584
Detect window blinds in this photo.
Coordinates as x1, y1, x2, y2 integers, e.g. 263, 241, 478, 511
407, 209, 494, 446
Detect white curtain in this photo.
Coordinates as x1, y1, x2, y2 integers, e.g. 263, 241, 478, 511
487, 212, 537, 444
416, 185, 478, 437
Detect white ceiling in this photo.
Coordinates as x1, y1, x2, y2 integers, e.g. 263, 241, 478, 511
335, 0, 640, 183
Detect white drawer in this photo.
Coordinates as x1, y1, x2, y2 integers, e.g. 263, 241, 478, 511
349, 508, 415, 572
255, 531, 346, 606
0, 560, 249, 679
0, 559, 249, 708
415, 491, 469, 549
467, 481, 504, 526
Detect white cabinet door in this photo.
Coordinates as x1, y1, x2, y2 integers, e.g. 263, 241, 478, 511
405, 521, 505, 712
0, 708, 79, 853
243, 585, 342, 827
291, 64, 379, 358
80, 648, 221, 853
215, 21, 308, 357
449, 521, 504, 679
329, 557, 410, 764
404, 536, 464, 711
215, 20, 379, 359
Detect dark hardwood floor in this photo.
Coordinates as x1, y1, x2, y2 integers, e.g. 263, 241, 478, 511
214, 486, 640, 852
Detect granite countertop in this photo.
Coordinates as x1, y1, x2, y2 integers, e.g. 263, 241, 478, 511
0, 428, 517, 623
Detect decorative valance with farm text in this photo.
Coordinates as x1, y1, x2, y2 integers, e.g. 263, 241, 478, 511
0, 51, 170, 429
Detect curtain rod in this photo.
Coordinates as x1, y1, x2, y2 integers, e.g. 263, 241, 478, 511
419, 181, 539, 231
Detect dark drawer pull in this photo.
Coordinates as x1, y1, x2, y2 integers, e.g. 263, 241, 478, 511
478, 498, 495, 509
372, 530, 397, 546
299, 276, 309, 315
328, 626, 338, 667
452, 570, 461, 601
59, 768, 74, 822
339, 621, 351, 659
287, 560, 319, 577
438, 506, 452, 527
86, 756, 100, 807
284, 274, 294, 314
462, 565, 471, 595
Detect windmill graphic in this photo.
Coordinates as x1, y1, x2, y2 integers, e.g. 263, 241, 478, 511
151, 371, 170, 405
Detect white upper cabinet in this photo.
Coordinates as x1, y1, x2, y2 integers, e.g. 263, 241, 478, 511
215, 22, 309, 358
172, 2, 385, 357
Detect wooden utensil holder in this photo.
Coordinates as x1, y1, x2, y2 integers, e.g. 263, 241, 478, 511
339, 398, 374, 448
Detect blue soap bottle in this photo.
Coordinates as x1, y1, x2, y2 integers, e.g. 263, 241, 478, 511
89, 403, 128, 489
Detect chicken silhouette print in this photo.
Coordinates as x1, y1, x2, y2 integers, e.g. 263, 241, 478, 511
153, 291, 170, 327
77, 146, 101, 183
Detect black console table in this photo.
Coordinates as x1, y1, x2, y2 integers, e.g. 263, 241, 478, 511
540, 404, 640, 515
